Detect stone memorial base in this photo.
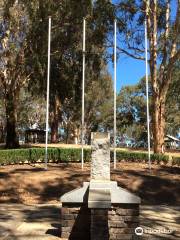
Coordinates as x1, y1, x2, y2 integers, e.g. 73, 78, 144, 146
60, 182, 140, 240
60, 132, 140, 240
61, 203, 90, 240
61, 202, 139, 240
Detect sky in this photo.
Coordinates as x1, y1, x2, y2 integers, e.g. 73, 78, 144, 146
108, 0, 146, 93
108, 55, 145, 93
108, 0, 178, 93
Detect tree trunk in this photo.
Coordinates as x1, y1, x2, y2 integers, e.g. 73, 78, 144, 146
65, 125, 69, 144
51, 120, 59, 143
5, 93, 19, 148
152, 97, 166, 153
73, 127, 78, 144
50, 96, 60, 143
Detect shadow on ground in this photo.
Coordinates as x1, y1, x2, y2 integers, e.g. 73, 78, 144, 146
0, 204, 60, 239
112, 168, 180, 205
0, 163, 179, 205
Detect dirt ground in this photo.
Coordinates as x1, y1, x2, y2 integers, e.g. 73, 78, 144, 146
0, 162, 179, 205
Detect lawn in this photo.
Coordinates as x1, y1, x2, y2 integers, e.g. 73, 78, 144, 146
0, 162, 179, 205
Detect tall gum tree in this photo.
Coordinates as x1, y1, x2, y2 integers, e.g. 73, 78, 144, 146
114, 0, 180, 153
146, 0, 180, 153
24, 0, 93, 143
25, 0, 114, 143
0, 0, 29, 148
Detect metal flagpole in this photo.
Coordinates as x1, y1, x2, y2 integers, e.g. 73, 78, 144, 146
81, 18, 86, 170
114, 20, 117, 169
45, 16, 51, 170
145, 19, 151, 170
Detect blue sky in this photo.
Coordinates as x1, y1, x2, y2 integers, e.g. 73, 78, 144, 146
109, 0, 177, 93
108, 55, 145, 93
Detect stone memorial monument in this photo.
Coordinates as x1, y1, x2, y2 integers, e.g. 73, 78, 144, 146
60, 132, 141, 240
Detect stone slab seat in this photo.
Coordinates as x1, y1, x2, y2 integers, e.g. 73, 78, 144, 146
60, 181, 141, 206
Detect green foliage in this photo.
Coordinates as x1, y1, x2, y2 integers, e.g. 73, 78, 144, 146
0, 147, 169, 165
115, 81, 150, 140
0, 149, 30, 165
172, 157, 180, 167
115, 65, 180, 140
165, 62, 180, 136
117, 84, 146, 129
0, 1, 29, 148
0, 148, 91, 165
23, 0, 114, 142
17, 87, 46, 129
113, 151, 169, 164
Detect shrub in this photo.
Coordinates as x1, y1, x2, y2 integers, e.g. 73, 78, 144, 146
151, 153, 169, 164
0, 147, 170, 165
0, 149, 30, 165
172, 157, 180, 166
111, 150, 169, 164
0, 148, 92, 165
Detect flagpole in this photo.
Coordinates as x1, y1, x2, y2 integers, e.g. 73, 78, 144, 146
114, 19, 117, 169
45, 16, 51, 170
81, 18, 86, 170
145, 19, 151, 170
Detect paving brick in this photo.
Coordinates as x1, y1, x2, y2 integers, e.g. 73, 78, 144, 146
124, 216, 139, 222
62, 214, 75, 220
109, 220, 127, 228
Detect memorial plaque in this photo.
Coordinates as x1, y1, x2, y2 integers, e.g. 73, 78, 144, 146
91, 132, 110, 181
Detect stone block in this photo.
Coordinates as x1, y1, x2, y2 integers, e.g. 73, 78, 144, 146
116, 208, 139, 216
62, 214, 75, 220
109, 215, 124, 221
61, 231, 70, 238
60, 204, 91, 240
124, 216, 139, 223
88, 187, 111, 208
60, 131, 141, 240
61, 220, 75, 227
108, 220, 127, 228
91, 132, 110, 181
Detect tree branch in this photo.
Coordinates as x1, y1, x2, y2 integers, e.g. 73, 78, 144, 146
106, 38, 145, 60
116, 46, 145, 60
160, 49, 180, 98
159, 0, 170, 76
127, 43, 145, 53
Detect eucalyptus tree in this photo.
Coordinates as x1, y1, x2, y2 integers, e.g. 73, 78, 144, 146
24, 0, 114, 143
113, 0, 180, 153
165, 62, 180, 136
115, 66, 180, 145
0, 0, 29, 148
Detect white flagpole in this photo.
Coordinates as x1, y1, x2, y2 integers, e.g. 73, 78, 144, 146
145, 19, 151, 170
45, 16, 51, 170
81, 18, 86, 169
114, 19, 117, 169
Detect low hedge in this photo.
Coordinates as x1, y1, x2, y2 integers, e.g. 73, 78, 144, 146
114, 151, 169, 164
0, 147, 171, 166
172, 156, 180, 166
0, 148, 91, 165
